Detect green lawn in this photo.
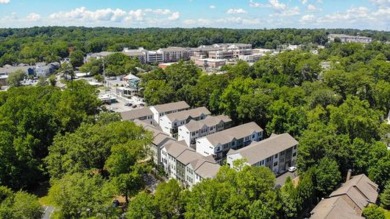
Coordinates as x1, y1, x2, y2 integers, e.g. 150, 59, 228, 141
385, 209, 390, 219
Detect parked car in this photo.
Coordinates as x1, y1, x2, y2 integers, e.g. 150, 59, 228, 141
132, 105, 137, 108
288, 166, 297, 172
139, 103, 145, 107
124, 102, 132, 106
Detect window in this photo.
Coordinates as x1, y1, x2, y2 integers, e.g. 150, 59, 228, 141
273, 162, 278, 167
293, 145, 297, 150
274, 154, 278, 158
293, 152, 297, 157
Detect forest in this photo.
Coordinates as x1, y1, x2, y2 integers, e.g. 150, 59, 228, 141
0, 27, 390, 218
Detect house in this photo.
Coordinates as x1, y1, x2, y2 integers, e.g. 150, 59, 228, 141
178, 115, 232, 148
196, 122, 263, 162
227, 133, 298, 174
310, 174, 379, 219
120, 108, 154, 124
159, 107, 211, 137
161, 140, 220, 187
149, 101, 190, 124
134, 120, 174, 166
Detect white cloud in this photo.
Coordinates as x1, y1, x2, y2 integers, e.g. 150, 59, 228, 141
269, 0, 287, 10
307, 4, 316, 11
226, 8, 247, 14
0, 0, 10, 4
301, 0, 308, 4
300, 14, 315, 23
370, 0, 390, 8
209, 5, 216, 9
249, 0, 264, 8
183, 16, 262, 27
48, 7, 180, 25
26, 13, 41, 22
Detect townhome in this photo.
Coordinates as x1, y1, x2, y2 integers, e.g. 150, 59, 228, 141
134, 120, 174, 166
158, 47, 190, 62
149, 101, 190, 124
227, 133, 298, 174
178, 115, 232, 148
161, 140, 220, 187
196, 122, 263, 162
120, 108, 154, 124
310, 174, 378, 219
159, 107, 211, 138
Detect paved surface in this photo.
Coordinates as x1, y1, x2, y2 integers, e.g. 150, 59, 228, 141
42, 206, 55, 219
275, 171, 298, 187
143, 173, 161, 194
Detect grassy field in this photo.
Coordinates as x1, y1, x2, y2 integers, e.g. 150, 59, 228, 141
385, 209, 390, 219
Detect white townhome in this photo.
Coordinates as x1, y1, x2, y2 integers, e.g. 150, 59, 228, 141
159, 107, 211, 138
177, 115, 232, 148
196, 122, 264, 162
149, 101, 190, 124
161, 140, 220, 187
227, 133, 298, 174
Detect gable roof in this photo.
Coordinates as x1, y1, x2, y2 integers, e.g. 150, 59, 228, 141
164, 107, 211, 122
151, 101, 190, 113
202, 122, 263, 146
310, 174, 378, 219
184, 115, 231, 132
121, 108, 153, 121
227, 133, 298, 165
195, 161, 220, 179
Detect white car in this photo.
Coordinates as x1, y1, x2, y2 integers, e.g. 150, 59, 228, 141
288, 166, 297, 172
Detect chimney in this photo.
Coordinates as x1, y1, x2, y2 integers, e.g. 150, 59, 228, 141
346, 169, 352, 182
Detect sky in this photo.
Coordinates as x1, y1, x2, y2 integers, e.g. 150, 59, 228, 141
0, 0, 389, 30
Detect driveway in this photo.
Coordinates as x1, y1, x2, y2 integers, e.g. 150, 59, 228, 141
42, 206, 55, 219
275, 171, 298, 187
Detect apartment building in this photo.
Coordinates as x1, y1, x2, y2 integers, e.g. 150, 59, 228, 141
227, 133, 298, 174
178, 115, 232, 148
122, 47, 148, 63
159, 107, 211, 137
208, 50, 234, 59
196, 122, 263, 162
120, 108, 154, 124
149, 101, 190, 124
328, 34, 372, 43
158, 47, 190, 62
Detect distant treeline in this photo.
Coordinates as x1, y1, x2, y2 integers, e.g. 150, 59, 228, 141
0, 27, 389, 66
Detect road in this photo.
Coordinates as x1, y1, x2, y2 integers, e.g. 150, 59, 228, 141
42, 206, 55, 219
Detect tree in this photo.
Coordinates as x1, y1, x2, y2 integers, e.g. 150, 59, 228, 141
380, 182, 390, 210
6, 69, 25, 87
69, 50, 85, 67
154, 179, 183, 218
362, 205, 385, 219
127, 192, 157, 219
279, 177, 298, 218
48, 172, 116, 218
0, 187, 42, 219
313, 158, 342, 198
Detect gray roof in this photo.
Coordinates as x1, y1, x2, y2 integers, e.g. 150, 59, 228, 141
176, 149, 201, 165
164, 141, 189, 158
133, 119, 173, 146
195, 161, 220, 179
165, 107, 211, 122
151, 101, 190, 113
184, 115, 231, 132
121, 108, 153, 121
310, 196, 364, 219
203, 122, 263, 146
310, 174, 378, 219
228, 133, 298, 165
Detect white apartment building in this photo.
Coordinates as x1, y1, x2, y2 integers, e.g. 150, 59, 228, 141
196, 122, 264, 162
159, 107, 211, 137
227, 133, 298, 174
178, 115, 232, 148
149, 101, 190, 124
208, 50, 234, 59
328, 34, 372, 44
146, 51, 164, 63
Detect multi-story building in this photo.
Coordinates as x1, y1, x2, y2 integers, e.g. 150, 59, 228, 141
227, 133, 298, 174
159, 107, 211, 137
178, 115, 232, 148
158, 47, 190, 62
208, 50, 234, 59
328, 34, 372, 43
161, 140, 220, 187
122, 47, 147, 63
196, 122, 263, 162
120, 108, 154, 124
146, 51, 164, 63
149, 101, 190, 124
